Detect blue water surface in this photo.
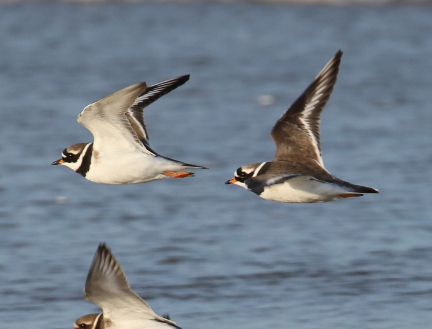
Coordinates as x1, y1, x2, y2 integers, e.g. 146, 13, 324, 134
0, 2, 432, 329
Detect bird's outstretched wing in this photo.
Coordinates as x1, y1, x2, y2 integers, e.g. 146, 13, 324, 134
77, 75, 189, 156
271, 50, 342, 166
85, 243, 178, 328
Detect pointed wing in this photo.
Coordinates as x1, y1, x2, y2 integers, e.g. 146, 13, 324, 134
271, 50, 342, 166
85, 244, 178, 327
126, 75, 190, 152
77, 75, 189, 156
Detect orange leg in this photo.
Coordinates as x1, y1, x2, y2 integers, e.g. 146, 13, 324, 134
339, 193, 363, 198
163, 172, 195, 178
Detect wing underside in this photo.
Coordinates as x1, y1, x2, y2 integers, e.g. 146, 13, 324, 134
77, 75, 190, 156
85, 244, 177, 326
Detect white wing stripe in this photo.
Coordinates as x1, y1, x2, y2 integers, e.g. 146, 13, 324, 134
253, 162, 267, 177
298, 116, 322, 165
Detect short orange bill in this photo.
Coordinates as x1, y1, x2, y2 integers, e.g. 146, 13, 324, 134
52, 159, 65, 165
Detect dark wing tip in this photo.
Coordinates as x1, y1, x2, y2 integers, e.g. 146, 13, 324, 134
131, 74, 191, 112
318, 49, 343, 84
350, 184, 379, 194
95, 242, 119, 269
166, 74, 190, 89
330, 49, 343, 72
178, 74, 190, 82
87, 242, 115, 281
96, 242, 109, 256
364, 186, 379, 193
178, 160, 209, 170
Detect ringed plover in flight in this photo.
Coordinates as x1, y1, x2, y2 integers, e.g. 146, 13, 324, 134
74, 243, 181, 329
53, 75, 207, 184
226, 50, 378, 203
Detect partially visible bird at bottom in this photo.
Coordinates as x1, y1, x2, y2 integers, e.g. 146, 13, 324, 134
74, 243, 181, 329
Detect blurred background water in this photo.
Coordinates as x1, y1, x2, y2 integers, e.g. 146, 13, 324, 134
0, 2, 432, 329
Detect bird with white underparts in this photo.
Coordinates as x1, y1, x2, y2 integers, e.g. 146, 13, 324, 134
226, 50, 378, 203
53, 75, 207, 184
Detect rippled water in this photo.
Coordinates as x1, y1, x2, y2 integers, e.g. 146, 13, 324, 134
1, 2, 432, 329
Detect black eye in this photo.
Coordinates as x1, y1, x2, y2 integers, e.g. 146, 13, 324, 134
62, 151, 73, 159
237, 170, 247, 178
79, 324, 87, 328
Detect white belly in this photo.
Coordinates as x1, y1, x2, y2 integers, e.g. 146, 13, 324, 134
85, 153, 185, 185
108, 319, 175, 329
258, 177, 356, 203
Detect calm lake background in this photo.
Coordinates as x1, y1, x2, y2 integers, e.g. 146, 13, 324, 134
1, 2, 432, 329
